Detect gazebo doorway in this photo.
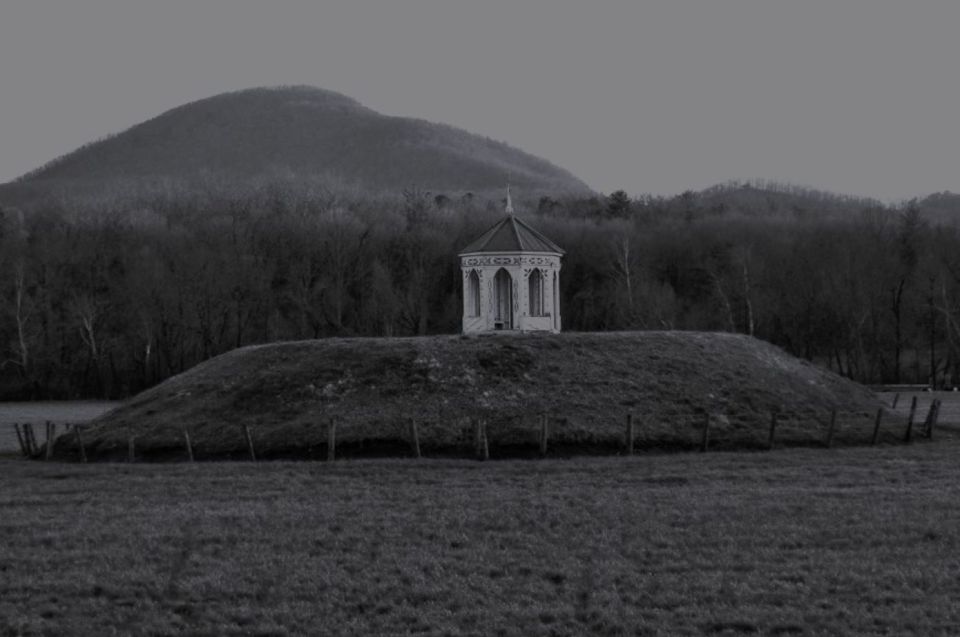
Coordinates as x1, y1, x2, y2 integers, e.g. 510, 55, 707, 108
493, 268, 513, 330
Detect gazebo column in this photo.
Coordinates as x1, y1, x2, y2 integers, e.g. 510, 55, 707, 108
541, 267, 554, 322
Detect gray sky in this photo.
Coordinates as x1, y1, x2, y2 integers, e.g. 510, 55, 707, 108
1, 0, 957, 201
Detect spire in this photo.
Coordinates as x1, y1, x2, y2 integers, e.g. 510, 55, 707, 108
505, 183, 514, 215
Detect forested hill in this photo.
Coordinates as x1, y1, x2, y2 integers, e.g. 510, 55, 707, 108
1, 177, 960, 400
0, 86, 591, 206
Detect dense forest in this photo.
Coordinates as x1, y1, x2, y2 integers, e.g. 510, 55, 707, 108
2, 179, 960, 399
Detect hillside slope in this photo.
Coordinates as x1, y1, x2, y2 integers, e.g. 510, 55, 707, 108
59, 331, 886, 461
1, 86, 591, 204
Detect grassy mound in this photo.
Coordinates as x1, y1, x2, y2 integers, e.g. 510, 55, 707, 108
58, 332, 884, 461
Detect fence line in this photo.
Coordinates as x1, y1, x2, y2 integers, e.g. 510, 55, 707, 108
11, 405, 954, 463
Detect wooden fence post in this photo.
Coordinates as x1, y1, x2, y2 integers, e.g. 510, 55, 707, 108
13, 424, 27, 457
33, 423, 42, 458
871, 408, 883, 445
45, 421, 55, 461
539, 413, 549, 458
28, 423, 39, 457
767, 412, 778, 450
183, 429, 194, 463
242, 424, 256, 461
408, 418, 421, 459
700, 413, 711, 453
904, 396, 918, 443
926, 399, 941, 439
625, 412, 634, 456
891, 393, 900, 409
23, 423, 35, 457
23, 423, 36, 457
825, 410, 838, 448
327, 417, 337, 462
128, 437, 136, 463
75, 425, 88, 463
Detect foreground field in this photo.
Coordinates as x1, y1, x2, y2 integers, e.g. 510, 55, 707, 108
4, 444, 960, 635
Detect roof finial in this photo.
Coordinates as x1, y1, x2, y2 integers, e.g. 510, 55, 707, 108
505, 182, 514, 215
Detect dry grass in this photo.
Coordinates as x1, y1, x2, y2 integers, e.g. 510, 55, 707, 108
60, 332, 885, 461
4, 443, 960, 635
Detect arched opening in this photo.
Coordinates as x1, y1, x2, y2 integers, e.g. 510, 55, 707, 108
467, 270, 480, 317
528, 268, 544, 317
493, 268, 513, 330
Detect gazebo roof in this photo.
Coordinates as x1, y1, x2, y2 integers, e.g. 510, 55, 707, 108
458, 215, 565, 255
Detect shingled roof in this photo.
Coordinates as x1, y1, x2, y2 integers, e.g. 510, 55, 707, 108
458, 215, 565, 255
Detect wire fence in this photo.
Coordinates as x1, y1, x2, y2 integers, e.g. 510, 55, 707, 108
7, 392, 952, 463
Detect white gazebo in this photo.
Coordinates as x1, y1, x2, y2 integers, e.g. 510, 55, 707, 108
458, 190, 564, 333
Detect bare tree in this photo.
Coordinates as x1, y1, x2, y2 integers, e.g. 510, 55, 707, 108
4, 260, 34, 375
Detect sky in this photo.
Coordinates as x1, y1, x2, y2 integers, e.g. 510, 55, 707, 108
0, 0, 958, 202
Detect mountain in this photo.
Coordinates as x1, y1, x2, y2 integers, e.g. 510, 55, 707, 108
1, 86, 592, 205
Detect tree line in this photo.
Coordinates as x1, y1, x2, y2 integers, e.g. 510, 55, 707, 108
2, 180, 959, 399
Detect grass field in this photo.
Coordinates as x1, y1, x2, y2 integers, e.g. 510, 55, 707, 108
4, 441, 960, 635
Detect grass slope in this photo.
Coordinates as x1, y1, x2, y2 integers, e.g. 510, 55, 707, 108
3, 443, 960, 635
61, 332, 884, 461
2, 85, 591, 201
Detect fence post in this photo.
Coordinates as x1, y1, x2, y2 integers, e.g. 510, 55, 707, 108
625, 412, 634, 456
45, 421, 55, 461
242, 424, 256, 462
926, 399, 941, 439
904, 396, 918, 443
871, 408, 883, 445
408, 418, 421, 459
23, 423, 36, 457
539, 413, 549, 458
891, 393, 900, 409
767, 412, 778, 450
13, 424, 27, 457
700, 413, 711, 453
825, 410, 838, 448
327, 417, 337, 462
28, 423, 39, 457
183, 429, 194, 463
75, 425, 88, 463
